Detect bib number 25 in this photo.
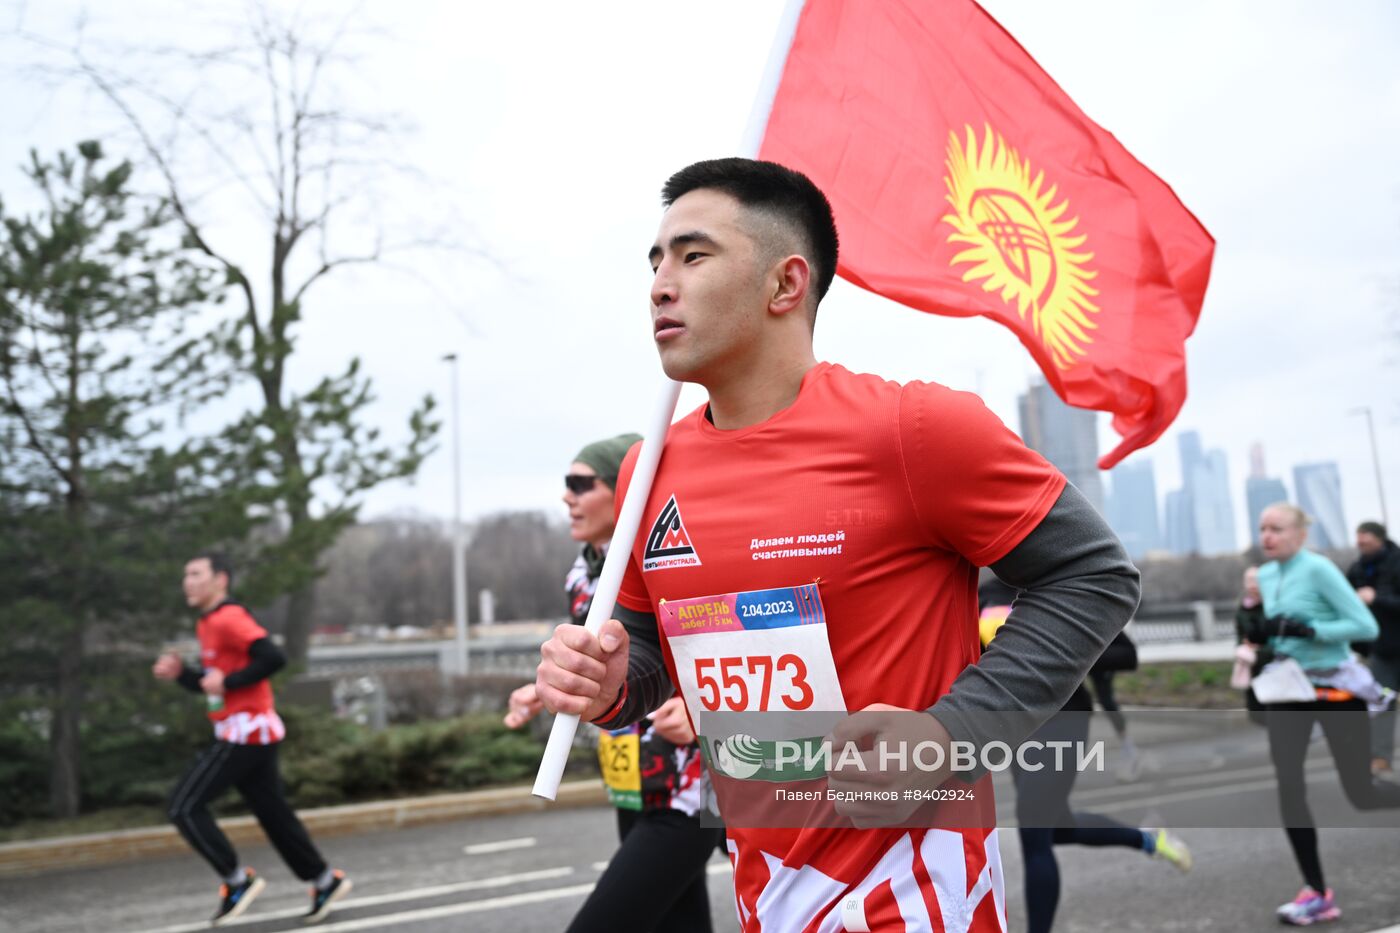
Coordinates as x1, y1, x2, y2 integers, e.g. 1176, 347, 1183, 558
693, 655, 814, 711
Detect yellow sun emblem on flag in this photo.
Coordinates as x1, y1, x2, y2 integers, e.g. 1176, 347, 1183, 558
942, 124, 1100, 368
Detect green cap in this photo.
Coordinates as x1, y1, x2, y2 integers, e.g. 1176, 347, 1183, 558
574, 433, 642, 488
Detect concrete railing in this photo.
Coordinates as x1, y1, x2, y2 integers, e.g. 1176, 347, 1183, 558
1127, 600, 1236, 644
306, 602, 1241, 682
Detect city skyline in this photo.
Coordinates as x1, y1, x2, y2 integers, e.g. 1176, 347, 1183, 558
1092, 418, 1366, 557
1017, 382, 1104, 514
1294, 462, 1348, 551
1, 1, 1394, 540
1139, 442, 1358, 556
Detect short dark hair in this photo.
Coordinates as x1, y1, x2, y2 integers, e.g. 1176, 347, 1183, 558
661, 158, 840, 310
1358, 521, 1388, 540
191, 550, 234, 588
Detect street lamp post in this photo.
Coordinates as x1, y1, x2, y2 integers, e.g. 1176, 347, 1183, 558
443, 353, 469, 677
1351, 406, 1389, 528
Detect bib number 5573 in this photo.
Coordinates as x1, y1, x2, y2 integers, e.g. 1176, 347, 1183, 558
693, 655, 814, 711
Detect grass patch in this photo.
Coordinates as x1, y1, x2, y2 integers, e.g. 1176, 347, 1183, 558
3, 709, 598, 844
1114, 661, 1239, 709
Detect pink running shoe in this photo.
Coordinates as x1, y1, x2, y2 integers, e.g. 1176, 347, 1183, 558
1276, 887, 1341, 926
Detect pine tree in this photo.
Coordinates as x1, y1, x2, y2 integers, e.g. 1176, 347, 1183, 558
0, 141, 272, 817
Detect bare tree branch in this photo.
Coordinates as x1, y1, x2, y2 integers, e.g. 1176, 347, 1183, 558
1, 365, 73, 487
289, 245, 383, 310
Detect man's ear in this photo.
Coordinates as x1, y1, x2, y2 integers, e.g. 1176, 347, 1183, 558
767, 255, 812, 318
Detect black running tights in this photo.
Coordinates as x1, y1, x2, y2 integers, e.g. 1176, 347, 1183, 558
168, 741, 327, 881
565, 807, 725, 933
1266, 698, 1400, 892
1014, 712, 1147, 933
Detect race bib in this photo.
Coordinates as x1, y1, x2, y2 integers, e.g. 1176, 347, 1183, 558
661, 583, 846, 784
662, 583, 846, 718
597, 726, 642, 810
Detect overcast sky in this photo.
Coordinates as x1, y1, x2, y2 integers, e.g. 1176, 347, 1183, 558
3, 1, 1398, 550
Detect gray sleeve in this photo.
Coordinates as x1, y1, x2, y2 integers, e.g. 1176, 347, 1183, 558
592, 604, 673, 729
929, 483, 1140, 753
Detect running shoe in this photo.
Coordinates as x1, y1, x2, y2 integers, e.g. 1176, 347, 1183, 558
1276, 887, 1341, 926
211, 870, 266, 926
304, 869, 352, 925
1149, 829, 1192, 873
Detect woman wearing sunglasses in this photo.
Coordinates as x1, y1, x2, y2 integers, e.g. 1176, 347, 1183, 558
505, 433, 723, 933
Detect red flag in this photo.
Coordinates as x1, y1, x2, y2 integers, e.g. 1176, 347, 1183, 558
756, 0, 1214, 468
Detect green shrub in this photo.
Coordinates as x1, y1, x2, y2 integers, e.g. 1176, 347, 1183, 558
5, 672, 600, 837
0, 707, 49, 825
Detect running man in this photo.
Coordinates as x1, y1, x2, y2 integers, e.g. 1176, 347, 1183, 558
153, 552, 351, 926
1346, 520, 1400, 775
534, 159, 1140, 931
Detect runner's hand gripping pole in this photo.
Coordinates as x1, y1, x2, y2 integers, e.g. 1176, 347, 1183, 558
532, 378, 683, 800
532, 0, 799, 798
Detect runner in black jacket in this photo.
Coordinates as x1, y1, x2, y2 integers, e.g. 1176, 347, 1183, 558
1346, 521, 1400, 774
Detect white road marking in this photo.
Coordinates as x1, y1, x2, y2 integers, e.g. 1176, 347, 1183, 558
304, 861, 730, 931
132, 867, 575, 933
997, 759, 1351, 825
309, 883, 599, 931
463, 836, 537, 855
1072, 757, 1334, 803
1089, 775, 1286, 812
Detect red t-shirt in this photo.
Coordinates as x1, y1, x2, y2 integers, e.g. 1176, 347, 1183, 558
197, 602, 285, 746
615, 362, 1064, 932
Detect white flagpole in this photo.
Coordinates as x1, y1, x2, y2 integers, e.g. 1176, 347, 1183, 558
532, 378, 680, 799
531, 0, 809, 801
740, 0, 808, 158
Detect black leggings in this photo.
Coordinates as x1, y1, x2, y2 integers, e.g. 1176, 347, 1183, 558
168, 741, 327, 881
1087, 670, 1127, 737
1013, 713, 1146, 933
565, 807, 724, 933
1265, 698, 1400, 891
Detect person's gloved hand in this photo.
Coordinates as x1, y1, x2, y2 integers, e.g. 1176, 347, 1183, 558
1266, 615, 1315, 640
1241, 615, 1271, 644
1244, 615, 1314, 643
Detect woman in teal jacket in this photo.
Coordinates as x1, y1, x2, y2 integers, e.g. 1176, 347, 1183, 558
1253, 503, 1400, 926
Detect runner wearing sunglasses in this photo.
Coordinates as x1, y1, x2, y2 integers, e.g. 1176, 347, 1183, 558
505, 434, 723, 933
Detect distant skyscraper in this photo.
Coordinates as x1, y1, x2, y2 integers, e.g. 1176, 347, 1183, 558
1249, 442, 1267, 479
1018, 381, 1103, 513
1245, 442, 1288, 545
1246, 476, 1289, 544
1191, 449, 1237, 554
1164, 489, 1194, 555
1106, 459, 1161, 561
1163, 431, 1204, 554
1294, 462, 1346, 550
1164, 430, 1237, 555
1179, 432, 1205, 488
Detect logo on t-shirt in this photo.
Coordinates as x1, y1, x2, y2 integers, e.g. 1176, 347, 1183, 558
643, 495, 702, 572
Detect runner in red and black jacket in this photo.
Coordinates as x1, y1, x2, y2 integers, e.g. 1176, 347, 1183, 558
153, 551, 351, 927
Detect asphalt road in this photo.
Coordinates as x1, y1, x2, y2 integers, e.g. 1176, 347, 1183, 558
4, 717, 1399, 932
